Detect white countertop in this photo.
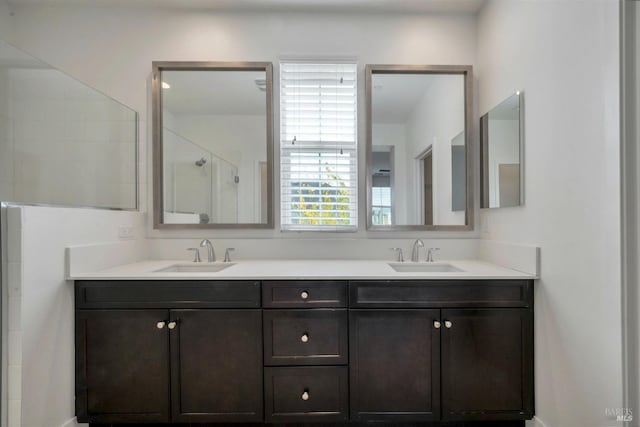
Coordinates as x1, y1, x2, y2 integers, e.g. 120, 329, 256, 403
68, 259, 536, 281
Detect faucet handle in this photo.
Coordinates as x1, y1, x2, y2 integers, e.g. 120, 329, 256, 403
224, 248, 236, 263
426, 247, 440, 262
187, 248, 201, 263
390, 247, 404, 262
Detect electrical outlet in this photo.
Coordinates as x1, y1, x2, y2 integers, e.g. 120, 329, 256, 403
118, 226, 134, 240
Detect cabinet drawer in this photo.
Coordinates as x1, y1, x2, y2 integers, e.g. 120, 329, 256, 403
262, 281, 347, 308
75, 281, 260, 309
264, 310, 348, 366
350, 280, 533, 308
264, 366, 348, 422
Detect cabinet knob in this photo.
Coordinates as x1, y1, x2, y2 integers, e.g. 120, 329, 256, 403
444, 320, 453, 329
301, 333, 309, 343
156, 321, 166, 329
301, 390, 310, 401
301, 291, 309, 300
433, 320, 441, 329
168, 321, 177, 330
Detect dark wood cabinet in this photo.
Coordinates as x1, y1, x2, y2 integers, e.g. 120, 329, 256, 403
76, 279, 534, 426
170, 309, 263, 422
75, 282, 263, 425
263, 309, 348, 366
264, 366, 349, 422
75, 309, 170, 423
349, 309, 441, 422
262, 280, 347, 308
441, 308, 534, 421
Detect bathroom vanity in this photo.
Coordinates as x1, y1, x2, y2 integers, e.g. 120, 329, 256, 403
73, 261, 534, 426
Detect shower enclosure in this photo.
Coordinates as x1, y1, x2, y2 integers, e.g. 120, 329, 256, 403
163, 128, 239, 224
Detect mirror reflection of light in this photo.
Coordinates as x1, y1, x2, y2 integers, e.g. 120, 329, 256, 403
162, 81, 170, 89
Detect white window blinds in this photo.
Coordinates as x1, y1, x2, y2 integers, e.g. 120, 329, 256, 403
280, 62, 358, 231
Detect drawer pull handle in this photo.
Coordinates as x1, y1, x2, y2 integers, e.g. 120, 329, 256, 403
156, 321, 166, 329
301, 333, 309, 343
168, 321, 177, 330
301, 291, 309, 300
433, 320, 441, 329
444, 320, 453, 329
301, 390, 310, 401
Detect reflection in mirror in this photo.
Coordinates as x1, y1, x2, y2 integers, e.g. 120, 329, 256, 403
367, 66, 472, 230
0, 41, 137, 209
153, 63, 273, 228
480, 92, 523, 209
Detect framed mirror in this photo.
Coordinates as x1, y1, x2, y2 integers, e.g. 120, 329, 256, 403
152, 62, 274, 229
366, 65, 473, 231
0, 41, 137, 210
480, 92, 524, 209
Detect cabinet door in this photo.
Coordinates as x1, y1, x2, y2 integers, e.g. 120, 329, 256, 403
349, 309, 440, 422
441, 309, 534, 420
75, 309, 170, 423
170, 309, 263, 422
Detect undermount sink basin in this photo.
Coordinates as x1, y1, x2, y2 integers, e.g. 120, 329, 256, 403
154, 263, 236, 273
388, 262, 464, 273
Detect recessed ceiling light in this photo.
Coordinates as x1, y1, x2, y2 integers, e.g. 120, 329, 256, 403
162, 82, 171, 89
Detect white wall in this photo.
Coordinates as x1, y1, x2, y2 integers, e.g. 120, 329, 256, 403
372, 123, 408, 224
405, 75, 465, 225
0, 69, 12, 201
477, 1, 621, 427
622, 1, 640, 422
0, 3, 12, 41
8, 5, 478, 240
631, 4, 640, 422
6, 206, 145, 427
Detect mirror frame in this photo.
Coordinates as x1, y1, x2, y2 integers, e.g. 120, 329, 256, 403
152, 61, 274, 229
365, 64, 474, 231
480, 91, 525, 209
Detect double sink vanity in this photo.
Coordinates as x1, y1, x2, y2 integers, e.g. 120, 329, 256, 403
71, 60, 532, 426
72, 257, 535, 426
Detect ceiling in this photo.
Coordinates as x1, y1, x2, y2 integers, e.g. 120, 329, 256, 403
162, 70, 267, 116
372, 74, 463, 124
7, 0, 486, 13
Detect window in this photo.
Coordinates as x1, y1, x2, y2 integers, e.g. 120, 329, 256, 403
371, 186, 392, 225
280, 62, 358, 231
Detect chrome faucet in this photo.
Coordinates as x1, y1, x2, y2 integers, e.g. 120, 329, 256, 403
200, 239, 216, 262
411, 239, 424, 262
390, 247, 404, 262
224, 248, 235, 263
426, 247, 440, 262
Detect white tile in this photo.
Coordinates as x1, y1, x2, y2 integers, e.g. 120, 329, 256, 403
8, 365, 21, 399
7, 399, 21, 427
7, 262, 22, 297
8, 331, 22, 365
8, 297, 21, 331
